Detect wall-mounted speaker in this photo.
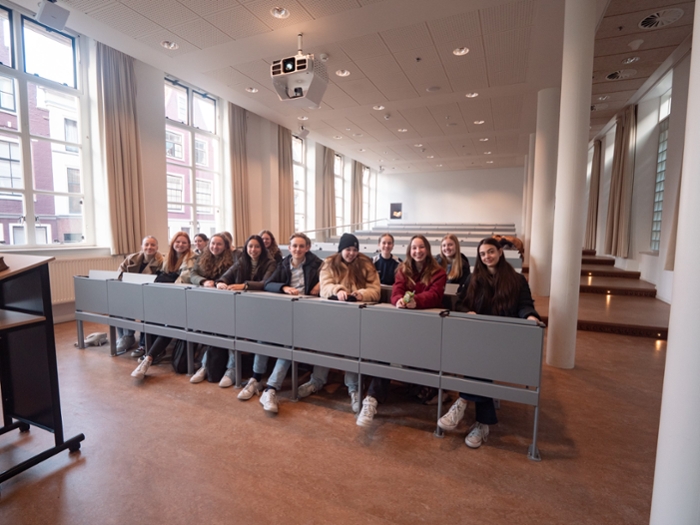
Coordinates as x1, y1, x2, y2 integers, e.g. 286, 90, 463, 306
35, 1, 70, 32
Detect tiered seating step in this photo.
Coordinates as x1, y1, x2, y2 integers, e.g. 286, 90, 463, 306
582, 249, 596, 256
580, 264, 641, 279
579, 276, 657, 298
582, 256, 614, 266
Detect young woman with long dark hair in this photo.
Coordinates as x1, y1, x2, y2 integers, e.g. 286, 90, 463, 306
438, 237, 540, 449
259, 229, 283, 264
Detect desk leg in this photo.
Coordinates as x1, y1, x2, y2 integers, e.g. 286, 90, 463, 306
186, 341, 194, 376
76, 320, 85, 349
234, 350, 241, 388
434, 385, 444, 438
109, 326, 117, 356
291, 360, 298, 401
527, 405, 542, 462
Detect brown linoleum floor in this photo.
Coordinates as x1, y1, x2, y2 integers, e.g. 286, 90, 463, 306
0, 321, 665, 524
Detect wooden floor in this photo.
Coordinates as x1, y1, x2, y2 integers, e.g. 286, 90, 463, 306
0, 321, 665, 524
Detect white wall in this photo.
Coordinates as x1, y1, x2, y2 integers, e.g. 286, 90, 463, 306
377, 167, 525, 231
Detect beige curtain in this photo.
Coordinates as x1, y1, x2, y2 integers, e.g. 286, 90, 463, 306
229, 103, 250, 247
584, 140, 602, 250
604, 105, 637, 257
96, 43, 145, 255
351, 160, 364, 230
320, 146, 336, 240
278, 126, 294, 239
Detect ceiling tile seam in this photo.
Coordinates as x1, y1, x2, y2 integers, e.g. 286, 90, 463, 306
92, 2, 168, 40
120, 0, 201, 35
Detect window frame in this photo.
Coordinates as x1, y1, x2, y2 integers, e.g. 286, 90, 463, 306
650, 116, 669, 253
20, 15, 77, 89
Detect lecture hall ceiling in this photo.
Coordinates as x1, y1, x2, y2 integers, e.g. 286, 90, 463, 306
27, 0, 695, 173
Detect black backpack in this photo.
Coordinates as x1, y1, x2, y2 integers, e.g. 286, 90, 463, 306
205, 346, 229, 383
171, 340, 202, 374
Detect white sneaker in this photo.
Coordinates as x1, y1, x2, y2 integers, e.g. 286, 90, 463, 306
465, 422, 489, 448
219, 368, 235, 388
297, 380, 318, 398
260, 388, 279, 413
131, 356, 152, 379
190, 366, 207, 383
238, 378, 260, 400
117, 335, 136, 353
356, 396, 377, 427
350, 391, 361, 414
438, 398, 467, 431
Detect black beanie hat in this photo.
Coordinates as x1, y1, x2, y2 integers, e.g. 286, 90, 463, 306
338, 233, 359, 252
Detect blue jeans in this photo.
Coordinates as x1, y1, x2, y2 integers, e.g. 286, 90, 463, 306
201, 348, 235, 369
265, 358, 292, 390
306, 366, 358, 393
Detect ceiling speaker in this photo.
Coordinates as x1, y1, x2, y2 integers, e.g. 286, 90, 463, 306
35, 1, 70, 32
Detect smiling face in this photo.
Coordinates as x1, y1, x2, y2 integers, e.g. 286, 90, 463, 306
289, 235, 309, 262
209, 235, 226, 256
194, 235, 207, 252
478, 242, 502, 273
172, 235, 190, 254
142, 237, 158, 256
379, 235, 394, 258
261, 232, 272, 249
341, 246, 359, 264
410, 237, 427, 263
441, 238, 456, 259
247, 238, 262, 260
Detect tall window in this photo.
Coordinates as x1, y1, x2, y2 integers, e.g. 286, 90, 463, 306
164, 78, 221, 239
0, 7, 87, 246
651, 117, 669, 252
292, 135, 306, 233
334, 154, 347, 236
362, 167, 377, 226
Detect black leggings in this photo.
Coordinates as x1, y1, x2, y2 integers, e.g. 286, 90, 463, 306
146, 336, 172, 360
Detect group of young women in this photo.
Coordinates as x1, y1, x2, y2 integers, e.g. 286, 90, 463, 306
117, 228, 539, 450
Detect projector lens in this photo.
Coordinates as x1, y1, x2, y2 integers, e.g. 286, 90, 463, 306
283, 58, 295, 73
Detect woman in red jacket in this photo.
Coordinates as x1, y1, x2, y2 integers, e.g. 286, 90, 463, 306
357, 235, 447, 426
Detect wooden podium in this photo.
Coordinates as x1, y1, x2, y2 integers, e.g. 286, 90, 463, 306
0, 254, 85, 486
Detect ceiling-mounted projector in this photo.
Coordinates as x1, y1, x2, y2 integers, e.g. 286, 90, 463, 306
271, 33, 328, 109
36, 0, 70, 31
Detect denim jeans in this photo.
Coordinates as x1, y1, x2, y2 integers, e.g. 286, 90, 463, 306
117, 327, 135, 338
266, 358, 292, 390
306, 366, 358, 393
200, 348, 235, 369
253, 354, 269, 375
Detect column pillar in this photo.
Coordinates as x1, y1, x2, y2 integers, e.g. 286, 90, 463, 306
529, 88, 560, 296
649, 5, 700, 522
545, 0, 596, 369
523, 134, 536, 265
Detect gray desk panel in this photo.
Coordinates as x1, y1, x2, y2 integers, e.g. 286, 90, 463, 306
185, 331, 234, 349
360, 305, 443, 371
107, 281, 145, 320
293, 300, 361, 357
142, 325, 187, 339
236, 339, 292, 361
441, 314, 543, 386
441, 376, 540, 406
360, 362, 439, 388
143, 284, 189, 328
186, 288, 236, 336
75, 311, 110, 325
74, 276, 110, 315
293, 349, 359, 373
108, 318, 143, 332
235, 293, 294, 345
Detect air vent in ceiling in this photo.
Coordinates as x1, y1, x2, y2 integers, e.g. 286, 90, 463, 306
638, 9, 684, 30
606, 69, 637, 81
591, 103, 609, 112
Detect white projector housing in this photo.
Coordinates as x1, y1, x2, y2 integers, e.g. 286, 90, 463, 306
271, 53, 328, 109
36, 0, 70, 31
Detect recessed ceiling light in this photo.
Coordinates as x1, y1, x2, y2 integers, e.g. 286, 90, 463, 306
353, 133, 363, 137
398, 128, 408, 132
446, 123, 457, 127
597, 95, 610, 101
622, 56, 640, 64
383, 151, 388, 154
479, 138, 489, 142
426, 86, 441, 92
246, 87, 259, 93
484, 151, 492, 154
345, 127, 351, 131
486, 160, 494, 164
427, 155, 434, 159
270, 7, 290, 18
297, 116, 308, 121
336, 69, 351, 77
333, 135, 342, 139
359, 148, 366, 152
465, 92, 479, 98
161, 40, 179, 50
414, 144, 423, 147
379, 159, 384, 162
437, 164, 443, 167
373, 105, 385, 110
453, 47, 469, 56
474, 120, 485, 125
606, 69, 637, 81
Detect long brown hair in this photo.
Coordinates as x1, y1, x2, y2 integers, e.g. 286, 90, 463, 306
259, 229, 281, 260
323, 251, 375, 288
439, 233, 464, 281
463, 237, 521, 316
238, 235, 271, 281
196, 233, 233, 280
165, 231, 194, 273
397, 235, 442, 287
